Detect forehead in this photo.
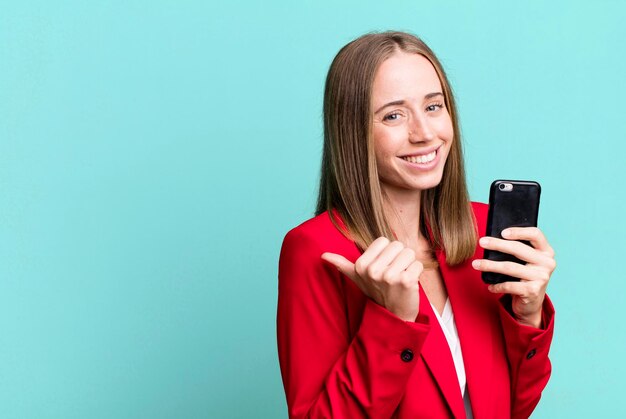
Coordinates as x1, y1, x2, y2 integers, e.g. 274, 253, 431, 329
372, 52, 443, 104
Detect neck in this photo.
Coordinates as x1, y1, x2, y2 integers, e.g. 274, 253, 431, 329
382, 186, 438, 267
382, 187, 422, 249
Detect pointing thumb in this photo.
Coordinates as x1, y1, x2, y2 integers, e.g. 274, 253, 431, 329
321, 252, 356, 281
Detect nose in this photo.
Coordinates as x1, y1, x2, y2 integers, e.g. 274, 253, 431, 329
408, 114, 435, 143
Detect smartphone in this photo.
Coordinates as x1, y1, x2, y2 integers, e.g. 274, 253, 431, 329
482, 180, 541, 284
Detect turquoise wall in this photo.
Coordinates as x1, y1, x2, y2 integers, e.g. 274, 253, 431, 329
1, 1, 624, 417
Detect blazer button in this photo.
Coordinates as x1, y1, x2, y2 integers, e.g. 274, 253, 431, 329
401, 349, 414, 362
526, 349, 537, 360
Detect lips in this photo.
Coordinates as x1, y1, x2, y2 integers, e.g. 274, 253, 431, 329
401, 150, 437, 164
399, 145, 440, 164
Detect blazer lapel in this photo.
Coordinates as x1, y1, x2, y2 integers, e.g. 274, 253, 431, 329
419, 287, 466, 419
437, 251, 495, 419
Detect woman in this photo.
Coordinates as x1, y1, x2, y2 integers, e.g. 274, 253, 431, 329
277, 31, 555, 419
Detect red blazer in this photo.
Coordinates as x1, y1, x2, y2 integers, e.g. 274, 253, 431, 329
277, 202, 554, 419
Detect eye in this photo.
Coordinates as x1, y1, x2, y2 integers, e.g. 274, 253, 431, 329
426, 102, 445, 112
382, 111, 402, 122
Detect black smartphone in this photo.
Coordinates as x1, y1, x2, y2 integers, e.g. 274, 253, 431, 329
482, 180, 541, 284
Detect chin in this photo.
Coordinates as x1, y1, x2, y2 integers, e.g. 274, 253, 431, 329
412, 173, 445, 191
379, 168, 446, 195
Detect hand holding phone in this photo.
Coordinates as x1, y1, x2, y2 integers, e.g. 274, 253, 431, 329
473, 180, 556, 328
482, 180, 541, 284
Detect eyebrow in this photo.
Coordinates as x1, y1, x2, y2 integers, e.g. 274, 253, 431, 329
374, 92, 444, 114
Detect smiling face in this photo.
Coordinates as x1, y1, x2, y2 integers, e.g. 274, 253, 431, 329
371, 51, 454, 199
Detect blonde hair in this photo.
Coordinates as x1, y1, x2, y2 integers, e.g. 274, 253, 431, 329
316, 31, 476, 265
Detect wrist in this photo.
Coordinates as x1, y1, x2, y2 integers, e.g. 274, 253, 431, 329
515, 311, 542, 329
500, 295, 543, 329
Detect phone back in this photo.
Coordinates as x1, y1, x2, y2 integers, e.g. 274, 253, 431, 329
482, 180, 541, 284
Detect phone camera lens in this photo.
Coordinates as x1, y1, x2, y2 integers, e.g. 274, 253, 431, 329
499, 183, 513, 192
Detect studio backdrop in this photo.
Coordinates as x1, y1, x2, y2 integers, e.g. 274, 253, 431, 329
1, 1, 624, 418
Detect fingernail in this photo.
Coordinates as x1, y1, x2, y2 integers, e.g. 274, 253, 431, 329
479, 237, 489, 246
502, 229, 511, 238
472, 260, 480, 269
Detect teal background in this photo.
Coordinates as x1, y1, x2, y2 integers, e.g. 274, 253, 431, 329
1, 1, 624, 417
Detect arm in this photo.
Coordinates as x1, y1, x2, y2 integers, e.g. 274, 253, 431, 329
498, 295, 555, 419
277, 229, 430, 418
473, 226, 556, 418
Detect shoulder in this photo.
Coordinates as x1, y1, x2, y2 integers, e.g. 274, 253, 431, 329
284, 211, 340, 240
283, 211, 343, 248
278, 212, 355, 300
280, 211, 358, 263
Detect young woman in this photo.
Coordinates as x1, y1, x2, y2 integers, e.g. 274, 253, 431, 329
277, 31, 556, 419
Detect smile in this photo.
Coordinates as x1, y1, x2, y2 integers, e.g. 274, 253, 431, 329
401, 150, 437, 164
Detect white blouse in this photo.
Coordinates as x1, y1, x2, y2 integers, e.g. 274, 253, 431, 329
430, 298, 474, 419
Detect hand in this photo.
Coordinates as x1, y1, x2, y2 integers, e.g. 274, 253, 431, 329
321, 237, 423, 322
472, 227, 556, 328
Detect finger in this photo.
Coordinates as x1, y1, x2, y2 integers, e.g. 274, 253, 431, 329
383, 248, 416, 280
402, 260, 424, 284
321, 252, 357, 281
354, 237, 391, 274
479, 236, 554, 266
472, 258, 535, 281
366, 241, 406, 279
487, 280, 544, 301
486, 280, 528, 296
501, 227, 554, 256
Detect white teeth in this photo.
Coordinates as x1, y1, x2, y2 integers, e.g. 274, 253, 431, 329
402, 150, 436, 164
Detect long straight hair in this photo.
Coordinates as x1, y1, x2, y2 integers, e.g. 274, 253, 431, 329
316, 31, 476, 265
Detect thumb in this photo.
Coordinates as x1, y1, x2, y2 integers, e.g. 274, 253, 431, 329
321, 252, 356, 281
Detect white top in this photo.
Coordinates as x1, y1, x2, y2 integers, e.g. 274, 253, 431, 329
430, 298, 474, 419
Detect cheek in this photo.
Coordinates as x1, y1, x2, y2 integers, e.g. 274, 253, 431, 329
373, 140, 398, 178
374, 141, 391, 157
441, 136, 454, 161
445, 126, 454, 143
440, 136, 455, 170
438, 115, 454, 141
372, 131, 394, 160
373, 146, 390, 173
373, 125, 405, 153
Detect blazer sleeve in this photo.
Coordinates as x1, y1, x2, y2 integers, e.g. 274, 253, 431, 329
498, 295, 555, 419
277, 227, 431, 419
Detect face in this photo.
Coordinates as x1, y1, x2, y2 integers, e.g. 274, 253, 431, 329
371, 51, 454, 198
